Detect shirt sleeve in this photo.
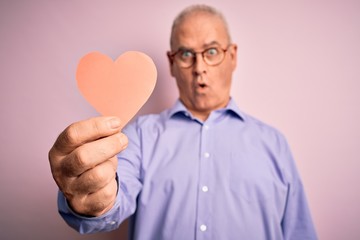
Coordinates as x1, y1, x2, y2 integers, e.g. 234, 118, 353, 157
57, 121, 143, 234
280, 137, 318, 240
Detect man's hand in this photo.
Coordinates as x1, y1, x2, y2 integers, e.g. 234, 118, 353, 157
48, 116, 128, 217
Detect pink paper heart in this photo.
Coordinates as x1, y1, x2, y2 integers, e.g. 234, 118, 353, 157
76, 51, 157, 128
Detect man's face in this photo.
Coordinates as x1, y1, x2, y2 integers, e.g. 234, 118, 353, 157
168, 12, 237, 120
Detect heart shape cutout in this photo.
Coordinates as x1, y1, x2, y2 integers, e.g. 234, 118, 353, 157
76, 51, 157, 128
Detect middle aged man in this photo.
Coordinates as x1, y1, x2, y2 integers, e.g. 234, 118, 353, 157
49, 4, 317, 240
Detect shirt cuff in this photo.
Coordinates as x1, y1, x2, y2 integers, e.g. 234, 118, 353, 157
57, 174, 122, 234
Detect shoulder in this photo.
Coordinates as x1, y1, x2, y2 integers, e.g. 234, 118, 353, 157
227, 99, 287, 144
244, 112, 283, 136
123, 108, 171, 135
242, 112, 289, 151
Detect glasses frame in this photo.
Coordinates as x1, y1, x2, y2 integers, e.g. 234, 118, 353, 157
169, 44, 233, 68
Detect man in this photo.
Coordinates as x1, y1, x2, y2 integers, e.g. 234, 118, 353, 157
49, 4, 317, 240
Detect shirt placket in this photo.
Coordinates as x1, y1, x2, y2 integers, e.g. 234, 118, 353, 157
195, 121, 212, 240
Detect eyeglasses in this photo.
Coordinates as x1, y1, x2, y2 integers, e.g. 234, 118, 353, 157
169, 44, 232, 68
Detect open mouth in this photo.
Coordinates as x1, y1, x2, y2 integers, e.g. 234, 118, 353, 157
195, 76, 208, 90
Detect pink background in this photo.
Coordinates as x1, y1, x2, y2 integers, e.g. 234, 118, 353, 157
1, 0, 359, 239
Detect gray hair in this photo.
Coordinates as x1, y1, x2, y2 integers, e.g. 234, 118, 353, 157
170, 4, 232, 48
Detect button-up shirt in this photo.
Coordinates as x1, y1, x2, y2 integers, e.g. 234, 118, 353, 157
58, 98, 317, 239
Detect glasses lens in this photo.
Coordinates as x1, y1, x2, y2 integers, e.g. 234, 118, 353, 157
204, 47, 224, 66
176, 50, 194, 68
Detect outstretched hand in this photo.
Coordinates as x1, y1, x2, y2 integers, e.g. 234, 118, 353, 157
48, 116, 128, 216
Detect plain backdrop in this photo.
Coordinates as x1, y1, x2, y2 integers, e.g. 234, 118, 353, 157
0, 0, 359, 239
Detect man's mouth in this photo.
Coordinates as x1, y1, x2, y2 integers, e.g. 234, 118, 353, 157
195, 76, 208, 90
195, 83, 208, 94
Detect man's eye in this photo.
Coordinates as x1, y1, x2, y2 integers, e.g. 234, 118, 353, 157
180, 51, 193, 58
206, 48, 219, 56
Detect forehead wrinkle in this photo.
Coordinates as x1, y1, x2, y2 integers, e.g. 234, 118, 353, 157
176, 41, 222, 52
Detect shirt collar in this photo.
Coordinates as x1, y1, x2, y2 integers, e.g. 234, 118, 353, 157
168, 98, 245, 121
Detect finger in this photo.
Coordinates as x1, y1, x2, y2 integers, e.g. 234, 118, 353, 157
58, 156, 117, 197
72, 159, 117, 194
108, 155, 118, 171
61, 133, 127, 176
51, 116, 123, 156
70, 178, 118, 216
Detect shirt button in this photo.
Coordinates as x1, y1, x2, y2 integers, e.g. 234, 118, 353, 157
200, 224, 207, 232
204, 125, 209, 130
109, 221, 117, 225
204, 152, 210, 158
202, 186, 209, 192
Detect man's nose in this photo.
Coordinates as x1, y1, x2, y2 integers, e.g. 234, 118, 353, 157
193, 53, 207, 75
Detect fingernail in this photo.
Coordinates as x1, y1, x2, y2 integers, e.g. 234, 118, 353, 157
108, 118, 121, 129
118, 134, 128, 149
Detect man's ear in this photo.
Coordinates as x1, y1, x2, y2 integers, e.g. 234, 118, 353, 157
167, 51, 175, 76
229, 44, 238, 70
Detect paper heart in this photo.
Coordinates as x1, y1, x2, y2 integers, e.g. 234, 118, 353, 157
76, 51, 157, 128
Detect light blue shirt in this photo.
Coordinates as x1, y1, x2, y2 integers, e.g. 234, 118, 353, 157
58, 98, 317, 239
